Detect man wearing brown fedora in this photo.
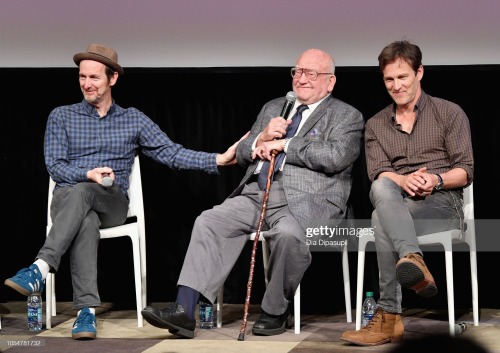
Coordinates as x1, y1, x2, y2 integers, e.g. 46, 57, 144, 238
4, 43, 246, 340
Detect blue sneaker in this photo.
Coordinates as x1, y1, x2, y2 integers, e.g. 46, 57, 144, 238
72, 308, 97, 340
4, 264, 45, 296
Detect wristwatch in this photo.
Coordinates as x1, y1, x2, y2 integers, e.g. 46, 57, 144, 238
434, 174, 444, 191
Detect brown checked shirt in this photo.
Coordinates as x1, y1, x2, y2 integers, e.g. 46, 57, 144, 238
365, 90, 474, 184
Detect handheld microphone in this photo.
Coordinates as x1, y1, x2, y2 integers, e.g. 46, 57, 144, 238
102, 173, 113, 187
281, 91, 297, 119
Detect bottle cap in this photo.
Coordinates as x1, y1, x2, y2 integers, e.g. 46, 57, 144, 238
366, 291, 374, 296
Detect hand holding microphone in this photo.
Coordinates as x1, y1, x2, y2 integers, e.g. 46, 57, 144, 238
88, 167, 114, 187
253, 91, 297, 160
258, 91, 296, 143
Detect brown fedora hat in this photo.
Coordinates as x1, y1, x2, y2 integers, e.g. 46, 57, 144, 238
73, 43, 124, 75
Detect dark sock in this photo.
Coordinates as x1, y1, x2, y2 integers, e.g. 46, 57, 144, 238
176, 285, 200, 319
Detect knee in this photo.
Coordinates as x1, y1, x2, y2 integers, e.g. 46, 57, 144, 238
193, 211, 212, 230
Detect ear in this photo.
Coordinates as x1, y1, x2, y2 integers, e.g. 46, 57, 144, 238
109, 72, 119, 87
416, 65, 424, 81
328, 74, 337, 92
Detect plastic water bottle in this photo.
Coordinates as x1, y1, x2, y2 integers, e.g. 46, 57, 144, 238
361, 291, 376, 328
199, 300, 214, 329
27, 293, 43, 331
455, 322, 467, 334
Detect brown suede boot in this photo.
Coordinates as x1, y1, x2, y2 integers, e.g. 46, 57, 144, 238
396, 253, 437, 298
341, 308, 404, 346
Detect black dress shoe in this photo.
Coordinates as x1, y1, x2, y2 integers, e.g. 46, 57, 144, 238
252, 309, 292, 336
141, 303, 195, 338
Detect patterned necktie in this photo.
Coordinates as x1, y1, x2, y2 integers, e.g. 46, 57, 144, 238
257, 104, 309, 191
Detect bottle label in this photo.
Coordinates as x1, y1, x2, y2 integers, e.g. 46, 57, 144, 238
199, 302, 214, 329
27, 294, 43, 331
28, 307, 42, 330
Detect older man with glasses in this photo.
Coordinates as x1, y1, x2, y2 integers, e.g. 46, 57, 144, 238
141, 48, 364, 339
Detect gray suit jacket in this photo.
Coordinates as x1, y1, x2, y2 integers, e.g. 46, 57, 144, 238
232, 95, 364, 230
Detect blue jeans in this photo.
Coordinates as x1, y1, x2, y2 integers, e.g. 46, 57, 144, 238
370, 177, 464, 313
37, 182, 129, 310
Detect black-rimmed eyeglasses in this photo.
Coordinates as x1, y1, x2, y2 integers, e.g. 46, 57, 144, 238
291, 67, 333, 81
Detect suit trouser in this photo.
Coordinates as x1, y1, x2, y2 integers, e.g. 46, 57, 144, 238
370, 177, 464, 313
178, 179, 311, 316
37, 182, 129, 310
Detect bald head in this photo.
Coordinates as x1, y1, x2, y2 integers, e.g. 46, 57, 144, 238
297, 49, 335, 74
293, 48, 336, 105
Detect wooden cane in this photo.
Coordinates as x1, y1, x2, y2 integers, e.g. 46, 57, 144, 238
238, 151, 277, 341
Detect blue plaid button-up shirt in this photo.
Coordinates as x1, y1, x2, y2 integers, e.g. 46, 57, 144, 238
44, 99, 219, 195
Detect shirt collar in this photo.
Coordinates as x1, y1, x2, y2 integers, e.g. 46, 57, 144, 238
81, 99, 117, 116
294, 94, 328, 114
390, 90, 428, 122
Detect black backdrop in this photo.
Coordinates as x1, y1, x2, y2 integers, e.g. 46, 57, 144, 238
1, 65, 499, 314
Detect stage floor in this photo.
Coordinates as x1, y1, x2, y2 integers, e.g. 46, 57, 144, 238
1, 301, 499, 353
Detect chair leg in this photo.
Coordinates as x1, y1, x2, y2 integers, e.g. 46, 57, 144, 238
342, 244, 352, 323
294, 284, 300, 334
443, 247, 456, 336
45, 273, 54, 329
355, 233, 371, 330
130, 235, 143, 328
141, 254, 147, 320
469, 243, 479, 326
51, 276, 56, 315
216, 287, 223, 328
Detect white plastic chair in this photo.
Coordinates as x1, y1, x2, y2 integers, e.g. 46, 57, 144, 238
45, 155, 146, 328
355, 183, 478, 336
216, 231, 352, 334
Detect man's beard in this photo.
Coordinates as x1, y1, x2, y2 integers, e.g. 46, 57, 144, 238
84, 93, 100, 105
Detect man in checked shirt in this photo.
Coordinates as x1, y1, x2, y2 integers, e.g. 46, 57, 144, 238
4, 43, 245, 340
341, 40, 474, 346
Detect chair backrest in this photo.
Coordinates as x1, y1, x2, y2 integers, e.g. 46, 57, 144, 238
47, 155, 144, 232
462, 182, 475, 245
127, 156, 146, 242
463, 182, 474, 221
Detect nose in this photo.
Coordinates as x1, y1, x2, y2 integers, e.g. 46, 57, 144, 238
298, 71, 309, 83
393, 79, 402, 90
82, 78, 92, 89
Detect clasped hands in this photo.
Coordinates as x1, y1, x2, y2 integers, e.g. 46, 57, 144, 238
402, 167, 438, 197
252, 117, 291, 161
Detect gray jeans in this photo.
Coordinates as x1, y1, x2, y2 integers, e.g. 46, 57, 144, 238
370, 177, 463, 313
37, 182, 129, 310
